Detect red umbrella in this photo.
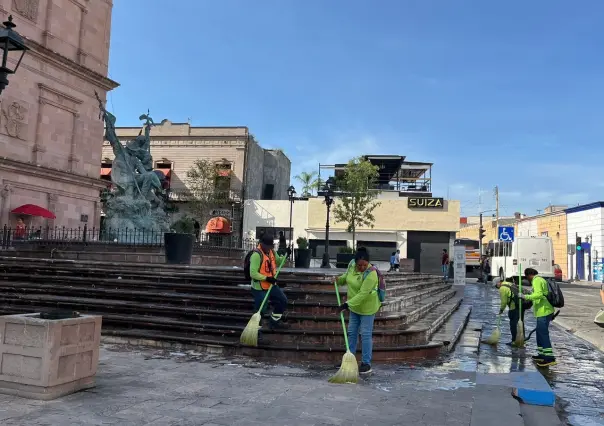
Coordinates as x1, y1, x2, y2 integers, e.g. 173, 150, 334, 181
11, 204, 56, 219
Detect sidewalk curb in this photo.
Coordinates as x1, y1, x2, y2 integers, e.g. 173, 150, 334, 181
553, 318, 604, 352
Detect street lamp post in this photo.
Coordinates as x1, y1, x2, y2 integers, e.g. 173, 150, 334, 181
0, 16, 28, 96
287, 185, 296, 261
318, 177, 336, 269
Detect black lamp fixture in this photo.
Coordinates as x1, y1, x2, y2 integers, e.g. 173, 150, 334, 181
319, 177, 336, 268
287, 185, 296, 260
0, 15, 28, 96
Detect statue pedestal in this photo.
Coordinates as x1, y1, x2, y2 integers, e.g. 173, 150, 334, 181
0, 313, 102, 400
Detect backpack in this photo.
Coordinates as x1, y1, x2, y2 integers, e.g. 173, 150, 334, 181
546, 278, 565, 308
502, 282, 532, 311
243, 248, 262, 281
363, 265, 386, 302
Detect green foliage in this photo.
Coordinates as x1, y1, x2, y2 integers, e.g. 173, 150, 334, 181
294, 171, 319, 197
296, 236, 309, 250
170, 216, 195, 234
185, 159, 223, 222
332, 157, 381, 249
338, 246, 354, 254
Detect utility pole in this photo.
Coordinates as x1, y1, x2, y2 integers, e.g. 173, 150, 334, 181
494, 186, 499, 231
478, 187, 482, 216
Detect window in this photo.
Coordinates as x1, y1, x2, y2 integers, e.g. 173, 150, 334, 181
256, 227, 293, 240
215, 163, 232, 194
541, 231, 548, 237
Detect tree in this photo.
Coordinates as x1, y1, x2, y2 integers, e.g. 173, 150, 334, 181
294, 171, 319, 196
332, 157, 381, 249
185, 159, 224, 223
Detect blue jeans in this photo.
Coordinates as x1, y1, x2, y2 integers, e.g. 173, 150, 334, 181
442, 264, 449, 279
347, 312, 375, 365
251, 287, 287, 315
536, 314, 555, 359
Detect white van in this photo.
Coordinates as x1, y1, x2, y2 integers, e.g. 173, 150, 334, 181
488, 236, 555, 281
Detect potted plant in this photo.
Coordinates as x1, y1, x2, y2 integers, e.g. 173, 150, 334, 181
336, 246, 355, 268
164, 216, 195, 264
294, 236, 312, 268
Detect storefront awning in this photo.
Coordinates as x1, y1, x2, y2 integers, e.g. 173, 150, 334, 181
206, 216, 231, 234
100, 167, 111, 176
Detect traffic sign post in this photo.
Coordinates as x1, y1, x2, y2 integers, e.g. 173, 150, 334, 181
498, 226, 515, 242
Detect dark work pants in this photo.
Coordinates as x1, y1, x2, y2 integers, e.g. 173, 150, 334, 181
251, 287, 287, 315
508, 308, 525, 342
536, 314, 555, 360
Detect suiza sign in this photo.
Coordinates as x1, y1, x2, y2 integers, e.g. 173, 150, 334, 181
408, 197, 444, 209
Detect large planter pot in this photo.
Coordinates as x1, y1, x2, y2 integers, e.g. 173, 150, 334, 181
164, 232, 194, 265
0, 313, 102, 400
336, 253, 355, 269
294, 248, 312, 268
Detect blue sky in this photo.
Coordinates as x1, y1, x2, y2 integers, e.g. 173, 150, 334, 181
108, 0, 604, 217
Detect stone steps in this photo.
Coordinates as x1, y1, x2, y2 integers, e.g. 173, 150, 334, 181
0, 285, 457, 331
0, 271, 444, 302
0, 256, 464, 363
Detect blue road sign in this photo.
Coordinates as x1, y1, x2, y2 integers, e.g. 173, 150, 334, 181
498, 226, 515, 242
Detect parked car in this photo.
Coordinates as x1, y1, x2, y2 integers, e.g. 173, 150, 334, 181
554, 264, 563, 282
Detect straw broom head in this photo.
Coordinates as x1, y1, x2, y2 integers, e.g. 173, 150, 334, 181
482, 326, 501, 345
240, 312, 262, 347
328, 351, 359, 384
514, 320, 525, 347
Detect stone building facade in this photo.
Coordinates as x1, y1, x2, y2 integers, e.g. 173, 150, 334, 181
100, 120, 291, 234
0, 0, 118, 229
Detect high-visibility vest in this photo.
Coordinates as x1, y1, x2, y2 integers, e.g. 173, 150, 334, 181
258, 246, 277, 290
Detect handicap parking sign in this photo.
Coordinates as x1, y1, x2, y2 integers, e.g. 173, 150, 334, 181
498, 226, 514, 242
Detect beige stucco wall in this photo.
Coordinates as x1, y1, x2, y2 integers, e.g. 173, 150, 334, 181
243, 198, 459, 257
102, 121, 249, 194
242, 199, 308, 243
307, 198, 460, 232
0, 0, 117, 228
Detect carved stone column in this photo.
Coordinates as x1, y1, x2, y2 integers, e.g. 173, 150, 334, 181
68, 113, 80, 172
47, 193, 57, 229
0, 184, 13, 226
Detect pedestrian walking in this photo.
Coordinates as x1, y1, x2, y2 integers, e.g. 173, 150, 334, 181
520, 268, 556, 367
394, 249, 400, 271
442, 249, 450, 281
335, 247, 381, 374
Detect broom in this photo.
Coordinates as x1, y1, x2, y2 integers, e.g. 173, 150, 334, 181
328, 282, 359, 384
482, 315, 501, 345
514, 264, 525, 347
240, 255, 288, 347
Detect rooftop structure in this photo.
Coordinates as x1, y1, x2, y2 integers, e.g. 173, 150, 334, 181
319, 155, 433, 197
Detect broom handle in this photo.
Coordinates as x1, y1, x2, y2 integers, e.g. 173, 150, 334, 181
518, 263, 522, 319
256, 255, 288, 314
334, 282, 351, 352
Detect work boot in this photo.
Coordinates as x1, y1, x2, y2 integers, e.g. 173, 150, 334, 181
536, 357, 557, 368
359, 363, 372, 374
269, 318, 290, 330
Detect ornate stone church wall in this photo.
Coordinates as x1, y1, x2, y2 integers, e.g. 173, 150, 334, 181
0, 0, 119, 228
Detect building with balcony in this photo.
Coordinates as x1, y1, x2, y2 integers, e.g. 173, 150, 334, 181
244, 156, 460, 274
0, 0, 118, 229
319, 155, 434, 200
100, 120, 291, 237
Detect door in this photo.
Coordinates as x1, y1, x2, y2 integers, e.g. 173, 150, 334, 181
407, 231, 451, 274
357, 241, 396, 262
309, 239, 347, 259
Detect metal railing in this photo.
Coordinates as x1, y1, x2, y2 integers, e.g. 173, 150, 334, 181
1, 225, 256, 252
